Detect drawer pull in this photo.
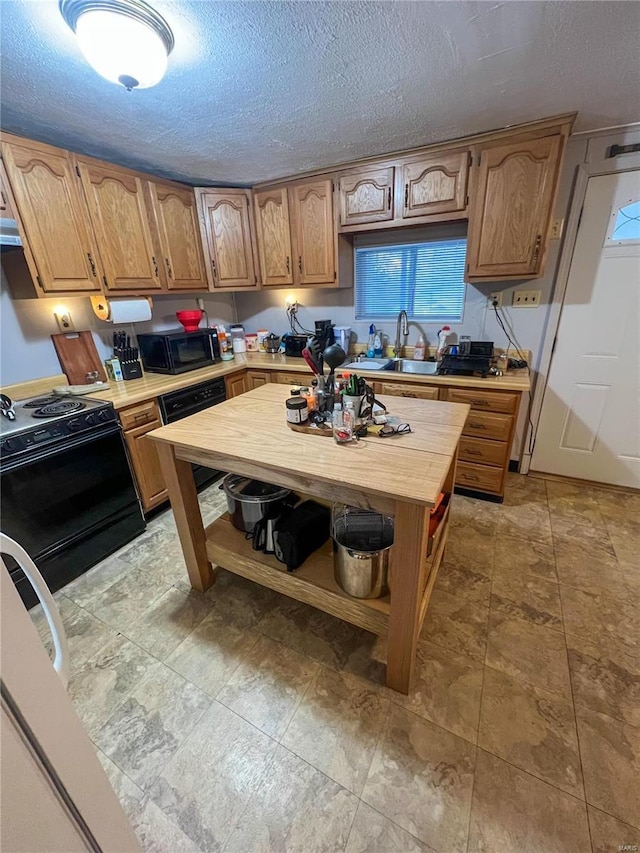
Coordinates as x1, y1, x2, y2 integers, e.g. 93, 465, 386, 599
466, 449, 482, 456
402, 392, 417, 398
134, 413, 149, 421
468, 421, 486, 429
462, 473, 479, 481
470, 399, 490, 407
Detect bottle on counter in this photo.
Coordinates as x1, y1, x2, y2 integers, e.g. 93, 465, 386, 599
246, 333, 259, 352
257, 329, 269, 352
218, 325, 235, 361
373, 330, 383, 358
413, 334, 426, 360
285, 389, 309, 425
300, 386, 316, 412
366, 324, 376, 358
229, 324, 247, 353
332, 402, 353, 444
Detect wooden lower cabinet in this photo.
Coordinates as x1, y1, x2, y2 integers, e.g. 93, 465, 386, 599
270, 371, 310, 386
225, 372, 248, 398
120, 400, 167, 512
373, 381, 439, 400
246, 370, 271, 390
442, 386, 520, 499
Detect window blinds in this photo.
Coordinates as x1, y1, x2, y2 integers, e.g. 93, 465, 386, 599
354, 238, 467, 321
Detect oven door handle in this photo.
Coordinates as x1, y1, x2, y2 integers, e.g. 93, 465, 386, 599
0, 423, 123, 473
0, 533, 70, 689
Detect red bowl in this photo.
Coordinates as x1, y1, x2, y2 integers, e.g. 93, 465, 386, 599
176, 310, 203, 332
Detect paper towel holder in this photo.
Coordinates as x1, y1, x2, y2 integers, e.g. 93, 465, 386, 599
91, 295, 153, 323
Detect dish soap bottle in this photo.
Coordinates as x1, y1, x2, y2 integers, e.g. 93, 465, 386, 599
373, 329, 383, 358
366, 324, 376, 358
413, 334, 426, 361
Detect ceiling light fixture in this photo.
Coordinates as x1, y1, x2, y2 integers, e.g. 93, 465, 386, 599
59, 0, 174, 90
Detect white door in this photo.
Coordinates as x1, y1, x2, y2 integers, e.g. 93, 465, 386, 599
532, 169, 640, 488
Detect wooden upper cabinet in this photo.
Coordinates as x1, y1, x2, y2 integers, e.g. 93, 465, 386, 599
1, 139, 102, 293
197, 189, 258, 290
147, 182, 207, 290
466, 134, 563, 280
289, 180, 335, 285
339, 167, 394, 226
77, 160, 162, 292
401, 150, 469, 219
253, 188, 293, 286
0, 162, 15, 218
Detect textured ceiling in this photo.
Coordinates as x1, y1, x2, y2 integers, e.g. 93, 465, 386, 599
1, 1, 639, 185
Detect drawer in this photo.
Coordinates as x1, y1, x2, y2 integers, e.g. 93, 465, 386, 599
445, 387, 518, 414
458, 436, 509, 468
374, 382, 439, 400
119, 399, 159, 431
463, 410, 512, 441
271, 372, 310, 386
456, 461, 503, 493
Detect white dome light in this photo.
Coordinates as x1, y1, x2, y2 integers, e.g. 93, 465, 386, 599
59, 0, 174, 90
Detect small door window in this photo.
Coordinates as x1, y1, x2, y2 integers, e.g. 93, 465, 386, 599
605, 199, 640, 246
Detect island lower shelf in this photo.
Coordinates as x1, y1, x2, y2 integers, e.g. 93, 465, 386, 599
205, 510, 449, 637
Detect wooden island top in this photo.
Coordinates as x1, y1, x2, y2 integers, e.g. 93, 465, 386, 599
148, 384, 470, 693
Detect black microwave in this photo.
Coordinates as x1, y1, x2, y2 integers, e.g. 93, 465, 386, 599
137, 330, 220, 375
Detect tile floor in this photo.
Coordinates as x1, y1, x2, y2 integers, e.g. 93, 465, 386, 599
31, 474, 639, 852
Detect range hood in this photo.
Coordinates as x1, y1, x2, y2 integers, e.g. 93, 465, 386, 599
1, 218, 22, 248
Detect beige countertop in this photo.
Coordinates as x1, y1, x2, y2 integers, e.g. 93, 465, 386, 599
3, 353, 530, 410
148, 383, 470, 510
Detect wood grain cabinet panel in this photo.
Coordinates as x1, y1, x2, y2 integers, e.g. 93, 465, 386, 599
339, 167, 394, 226
456, 461, 503, 494
269, 372, 310, 386
253, 188, 294, 286
289, 180, 336, 285
1, 140, 103, 293
466, 134, 562, 280
458, 436, 509, 468
401, 150, 469, 219
0, 163, 15, 218
148, 182, 207, 290
445, 387, 518, 414
225, 372, 248, 398
374, 381, 439, 400
120, 399, 167, 512
246, 370, 271, 390
77, 160, 162, 292
461, 411, 513, 442
197, 189, 258, 290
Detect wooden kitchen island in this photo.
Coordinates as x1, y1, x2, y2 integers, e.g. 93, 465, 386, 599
148, 384, 469, 694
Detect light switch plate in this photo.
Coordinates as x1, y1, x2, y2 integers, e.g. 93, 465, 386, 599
512, 290, 541, 308
550, 218, 564, 240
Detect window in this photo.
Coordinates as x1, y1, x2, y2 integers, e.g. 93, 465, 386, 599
354, 237, 467, 322
605, 199, 640, 245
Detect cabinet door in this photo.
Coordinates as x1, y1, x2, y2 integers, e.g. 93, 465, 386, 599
466, 135, 562, 279
401, 150, 469, 219
339, 167, 394, 226
198, 189, 257, 290
77, 160, 162, 292
0, 161, 15, 218
148, 182, 208, 290
373, 381, 439, 400
253, 188, 294, 286
225, 372, 248, 398
122, 419, 167, 512
289, 180, 335, 285
246, 370, 271, 390
1, 140, 102, 293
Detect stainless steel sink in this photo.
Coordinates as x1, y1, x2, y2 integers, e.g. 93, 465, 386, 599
393, 359, 439, 375
341, 358, 394, 370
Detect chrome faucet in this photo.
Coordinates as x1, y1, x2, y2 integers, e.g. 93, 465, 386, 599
394, 310, 409, 358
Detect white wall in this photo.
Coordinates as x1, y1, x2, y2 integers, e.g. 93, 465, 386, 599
0, 274, 236, 385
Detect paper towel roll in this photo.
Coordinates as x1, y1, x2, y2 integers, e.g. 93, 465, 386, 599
91, 297, 152, 323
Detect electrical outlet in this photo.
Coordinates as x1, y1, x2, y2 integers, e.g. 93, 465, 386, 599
54, 310, 75, 332
512, 290, 542, 308
488, 291, 503, 308
550, 218, 564, 240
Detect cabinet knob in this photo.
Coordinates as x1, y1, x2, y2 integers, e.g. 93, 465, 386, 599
165, 257, 173, 279
152, 256, 159, 277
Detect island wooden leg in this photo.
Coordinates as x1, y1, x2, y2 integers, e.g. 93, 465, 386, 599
386, 500, 430, 694
155, 441, 214, 592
